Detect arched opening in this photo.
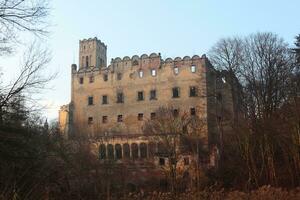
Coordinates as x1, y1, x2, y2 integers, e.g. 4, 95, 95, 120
99, 144, 106, 159
148, 142, 156, 158
123, 143, 130, 159
131, 143, 138, 159
107, 144, 114, 159
132, 60, 139, 66
140, 143, 147, 159
81, 56, 84, 68
115, 144, 122, 159
85, 56, 89, 67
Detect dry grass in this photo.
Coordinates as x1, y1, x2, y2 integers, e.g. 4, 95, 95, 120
120, 186, 300, 200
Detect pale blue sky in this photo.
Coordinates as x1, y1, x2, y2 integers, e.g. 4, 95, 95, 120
1, 0, 299, 120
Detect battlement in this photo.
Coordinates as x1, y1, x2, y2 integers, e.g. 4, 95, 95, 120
79, 37, 107, 49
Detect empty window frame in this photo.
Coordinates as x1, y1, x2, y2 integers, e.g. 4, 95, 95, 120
190, 107, 196, 116
117, 73, 122, 80
139, 70, 144, 78
151, 69, 156, 77
137, 91, 144, 101
151, 112, 156, 120
150, 90, 157, 100
102, 95, 108, 104
79, 77, 84, 84
138, 113, 143, 121
174, 67, 179, 75
117, 92, 124, 103
172, 87, 180, 98
88, 117, 93, 124
159, 157, 165, 166
103, 74, 108, 81
88, 96, 94, 105
102, 116, 108, 123
191, 65, 196, 73
89, 76, 94, 83
117, 115, 123, 122
190, 86, 197, 97
173, 109, 179, 117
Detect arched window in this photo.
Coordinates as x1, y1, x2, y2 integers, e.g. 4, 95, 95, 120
99, 144, 106, 159
132, 60, 139, 66
174, 67, 179, 75
115, 144, 122, 159
140, 143, 147, 159
139, 70, 143, 78
82, 56, 84, 68
123, 143, 130, 159
131, 143, 138, 159
107, 144, 114, 159
85, 56, 89, 67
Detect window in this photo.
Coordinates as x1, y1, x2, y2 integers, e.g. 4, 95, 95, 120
138, 113, 143, 121
173, 109, 179, 117
86, 56, 89, 67
190, 86, 197, 97
190, 108, 196, 116
217, 93, 222, 101
117, 92, 124, 103
88, 117, 93, 124
102, 116, 108, 123
117, 73, 122, 80
191, 65, 196, 73
184, 157, 189, 165
174, 67, 179, 75
103, 74, 108, 81
172, 87, 180, 98
137, 91, 144, 101
151, 112, 156, 120
102, 95, 108, 104
139, 70, 143, 78
150, 90, 157, 100
88, 96, 93, 105
79, 77, 84, 84
159, 158, 165, 166
117, 115, 123, 122
132, 60, 139, 66
89, 76, 94, 83
151, 69, 156, 76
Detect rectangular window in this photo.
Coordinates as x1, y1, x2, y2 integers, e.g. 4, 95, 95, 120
117, 115, 123, 122
174, 67, 179, 75
117, 73, 122, 80
151, 69, 156, 76
184, 157, 189, 165
191, 65, 196, 73
103, 74, 108, 81
173, 109, 179, 117
159, 157, 165, 166
102, 116, 108, 123
88, 96, 94, 105
89, 76, 94, 83
150, 90, 157, 100
139, 70, 143, 78
190, 86, 197, 97
117, 92, 124, 103
151, 112, 156, 120
190, 108, 196, 116
79, 77, 84, 84
138, 113, 143, 121
88, 117, 93, 125
172, 87, 180, 98
137, 91, 144, 101
102, 95, 108, 104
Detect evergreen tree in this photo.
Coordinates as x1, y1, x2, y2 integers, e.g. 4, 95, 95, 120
293, 34, 300, 65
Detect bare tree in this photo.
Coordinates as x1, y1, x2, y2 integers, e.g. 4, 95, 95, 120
143, 106, 207, 193
0, 0, 50, 55
0, 42, 54, 124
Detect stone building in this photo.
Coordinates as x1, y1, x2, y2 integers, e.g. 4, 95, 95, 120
59, 37, 240, 188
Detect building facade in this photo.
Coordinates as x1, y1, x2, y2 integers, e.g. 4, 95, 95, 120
59, 37, 239, 187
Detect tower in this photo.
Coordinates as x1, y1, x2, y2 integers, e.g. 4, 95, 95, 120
79, 37, 107, 69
